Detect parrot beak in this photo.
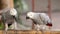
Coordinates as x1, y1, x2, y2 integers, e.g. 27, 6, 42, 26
26, 16, 30, 19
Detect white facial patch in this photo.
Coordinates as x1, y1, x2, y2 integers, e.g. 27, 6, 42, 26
10, 8, 17, 16
27, 12, 34, 19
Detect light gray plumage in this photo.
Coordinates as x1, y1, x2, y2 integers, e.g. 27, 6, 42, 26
1, 8, 18, 31
2, 10, 14, 24
26, 12, 52, 31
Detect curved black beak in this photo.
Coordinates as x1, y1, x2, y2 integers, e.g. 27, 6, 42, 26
26, 16, 30, 19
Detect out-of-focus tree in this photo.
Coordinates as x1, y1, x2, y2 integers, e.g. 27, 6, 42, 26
14, 0, 23, 24
14, 0, 29, 24
0, 0, 7, 10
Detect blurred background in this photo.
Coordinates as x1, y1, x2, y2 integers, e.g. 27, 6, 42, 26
0, 0, 60, 31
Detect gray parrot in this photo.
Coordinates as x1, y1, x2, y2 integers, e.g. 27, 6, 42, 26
1, 8, 19, 31
26, 12, 52, 31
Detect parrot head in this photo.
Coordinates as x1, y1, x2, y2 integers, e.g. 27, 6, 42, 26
10, 8, 17, 16
26, 12, 35, 19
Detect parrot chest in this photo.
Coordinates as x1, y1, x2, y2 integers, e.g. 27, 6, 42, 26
2, 11, 14, 24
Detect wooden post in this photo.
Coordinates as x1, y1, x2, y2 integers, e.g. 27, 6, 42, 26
0, 0, 14, 9
0, 0, 7, 10
32, 0, 34, 12
48, 0, 51, 19
9, 0, 14, 8
32, 0, 35, 29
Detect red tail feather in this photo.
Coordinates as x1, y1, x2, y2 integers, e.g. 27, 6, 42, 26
46, 23, 52, 27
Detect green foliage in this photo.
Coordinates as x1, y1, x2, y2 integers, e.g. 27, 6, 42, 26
14, 0, 23, 14
14, 0, 28, 24
14, 0, 23, 24
0, 22, 4, 30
